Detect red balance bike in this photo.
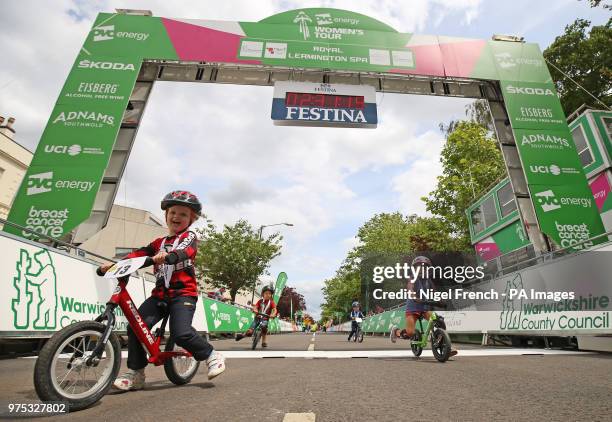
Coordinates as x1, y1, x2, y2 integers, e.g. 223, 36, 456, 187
34, 257, 200, 411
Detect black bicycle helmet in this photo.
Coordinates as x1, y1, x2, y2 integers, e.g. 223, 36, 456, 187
261, 285, 274, 295
161, 190, 202, 215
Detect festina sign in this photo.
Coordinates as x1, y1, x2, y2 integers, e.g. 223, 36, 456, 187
271, 81, 377, 128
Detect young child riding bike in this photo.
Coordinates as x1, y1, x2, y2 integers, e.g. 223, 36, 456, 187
98, 190, 226, 391
235, 286, 277, 347
347, 301, 365, 342
390, 256, 457, 357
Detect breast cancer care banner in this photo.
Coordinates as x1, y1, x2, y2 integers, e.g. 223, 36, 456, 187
5, 8, 604, 249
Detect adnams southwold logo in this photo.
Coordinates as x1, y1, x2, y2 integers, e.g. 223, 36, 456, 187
44, 144, 104, 156
26, 172, 96, 196
520, 133, 572, 150
52, 110, 115, 128
534, 189, 592, 213
77, 59, 136, 71
505, 85, 555, 96
92, 24, 149, 42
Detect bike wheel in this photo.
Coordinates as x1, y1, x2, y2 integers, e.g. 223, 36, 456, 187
411, 330, 423, 357
34, 321, 121, 411
163, 338, 200, 385
251, 329, 261, 350
357, 329, 364, 343
432, 328, 452, 362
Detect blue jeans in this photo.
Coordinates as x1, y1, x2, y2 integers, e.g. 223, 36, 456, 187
127, 296, 213, 370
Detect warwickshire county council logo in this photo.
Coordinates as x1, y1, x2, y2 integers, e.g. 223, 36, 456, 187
500, 273, 523, 330
11, 249, 58, 330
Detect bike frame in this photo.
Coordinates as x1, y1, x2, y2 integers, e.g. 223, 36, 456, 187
410, 311, 438, 348
90, 277, 191, 366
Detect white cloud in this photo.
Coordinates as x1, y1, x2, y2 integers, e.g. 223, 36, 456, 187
0, 0, 484, 320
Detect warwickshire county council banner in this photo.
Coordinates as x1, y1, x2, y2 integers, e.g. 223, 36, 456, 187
5, 8, 604, 249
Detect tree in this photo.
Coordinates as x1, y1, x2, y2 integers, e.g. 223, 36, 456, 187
581, 0, 611, 10
321, 268, 361, 321
423, 121, 506, 249
543, 18, 611, 114
276, 286, 306, 318
195, 219, 282, 301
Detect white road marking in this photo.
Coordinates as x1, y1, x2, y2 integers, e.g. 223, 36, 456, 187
23, 348, 592, 360
283, 413, 316, 422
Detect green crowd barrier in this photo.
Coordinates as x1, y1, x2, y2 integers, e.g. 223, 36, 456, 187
201, 297, 283, 334
361, 309, 426, 334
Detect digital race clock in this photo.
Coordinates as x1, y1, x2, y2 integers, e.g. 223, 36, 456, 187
271, 82, 377, 128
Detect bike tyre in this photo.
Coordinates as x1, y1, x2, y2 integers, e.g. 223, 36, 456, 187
34, 321, 121, 411
163, 338, 200, 385
251, 329, 261, 350
411, 330, 423, 357
357, 329, 364, 343
432, 328, 452, 362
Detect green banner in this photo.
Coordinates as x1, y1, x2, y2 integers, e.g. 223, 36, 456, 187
201, 297, 283, 333
273, 272, 288, 303
498, 52, 605, 250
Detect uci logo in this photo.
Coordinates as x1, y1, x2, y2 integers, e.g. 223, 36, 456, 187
530, 165, 561, 175
26, 172, 53, 196
534, 190, 561, 212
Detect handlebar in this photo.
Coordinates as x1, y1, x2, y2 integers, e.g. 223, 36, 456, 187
420, 300, 448, 308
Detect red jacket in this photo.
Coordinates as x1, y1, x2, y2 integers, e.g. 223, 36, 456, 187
126, 230, 199, 299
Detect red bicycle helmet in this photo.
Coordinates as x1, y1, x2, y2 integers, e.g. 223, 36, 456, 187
161, 190, 202, 216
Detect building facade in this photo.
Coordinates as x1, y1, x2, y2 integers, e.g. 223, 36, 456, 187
0, 117, 32, 224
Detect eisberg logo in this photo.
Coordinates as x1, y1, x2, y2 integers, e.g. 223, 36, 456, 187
26, 172, 96, 196
534, 189, 592, 213
78, 60, 136, 71
92, 24, 149, 42
52, 111, 115, 128
506, 85, 555, 96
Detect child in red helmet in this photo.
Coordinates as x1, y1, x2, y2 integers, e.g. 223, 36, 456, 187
98, 190, 225, 391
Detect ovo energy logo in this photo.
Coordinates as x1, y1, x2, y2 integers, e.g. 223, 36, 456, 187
534, 190, 561, 212
495, 52, 543, 69
534, 189, 592, 213
11, 249, 58, 330
92, 24, 149, 42
26, 172, 96, 196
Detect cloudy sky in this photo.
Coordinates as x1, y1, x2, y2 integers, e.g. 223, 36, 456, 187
0, 0, 608, 318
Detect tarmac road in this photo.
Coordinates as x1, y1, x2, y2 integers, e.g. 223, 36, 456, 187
0, 333, 610, 422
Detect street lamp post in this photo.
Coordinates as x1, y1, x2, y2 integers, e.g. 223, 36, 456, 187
250, 222, 294, 304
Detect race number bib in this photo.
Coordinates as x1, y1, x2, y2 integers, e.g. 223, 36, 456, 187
103, 257, 148, 279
